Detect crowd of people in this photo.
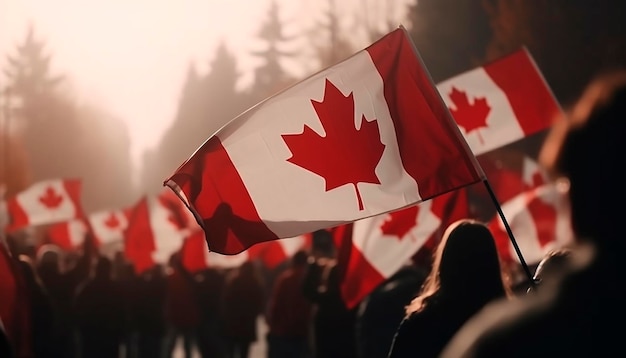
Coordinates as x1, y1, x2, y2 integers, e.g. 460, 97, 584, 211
1, 70, 625, 358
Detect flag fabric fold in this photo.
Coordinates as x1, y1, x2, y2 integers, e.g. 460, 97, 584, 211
165, 27, 482, 255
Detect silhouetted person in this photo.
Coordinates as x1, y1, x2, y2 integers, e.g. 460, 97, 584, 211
74, 257, 123, 358
0, 322, 12, 358
355, 264, 428, 358
195, 267, 226, 358
266, 250, 313, 358
527, 248, 573, 294
37, 241, 92, 358
221, 261, 265, 358
441, 71, 626, 357
303, 230, 358, 358
112, 252, 136, 357
133, 264, 167, 358
164, 253, 201, 358
16, 255, 55, 358
387, 219, 511, 358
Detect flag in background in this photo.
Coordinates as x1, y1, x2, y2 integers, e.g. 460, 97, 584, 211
489, 183, 574, 265
338, 190, 469, 309
165, 27, 482, 255
88, 209, 131, 247
437, 48, 561, 156
5, 179, 83, 233
45, 219, 88, 251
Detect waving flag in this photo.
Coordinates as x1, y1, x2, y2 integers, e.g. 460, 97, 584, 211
338, 190, 469, 308
489, 183, 574, 265
165, 27, 482, 255
437, 49, 560, 155
46, 219, 88, 251
6, 179, 83, 232
124, 191, 201, 273
88, 209, 130, 246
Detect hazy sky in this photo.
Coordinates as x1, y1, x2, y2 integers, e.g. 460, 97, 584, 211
1, 0, 410, 173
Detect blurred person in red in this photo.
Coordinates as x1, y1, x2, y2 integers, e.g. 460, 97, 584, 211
221, 261, 265, 358
163, 253, 201, 358
266, 250, 312, 358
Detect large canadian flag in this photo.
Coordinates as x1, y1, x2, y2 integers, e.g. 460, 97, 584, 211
437, 49, 560, 156
165, 28, 482, 255
489, 183, 574, 265
6, 179, 83, 232
338, 189, 469, 309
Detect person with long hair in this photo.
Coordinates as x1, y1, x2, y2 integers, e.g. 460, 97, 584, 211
387, 219, 511, 358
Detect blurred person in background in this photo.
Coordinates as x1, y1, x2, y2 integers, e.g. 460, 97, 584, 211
221, 261, 265, 358
266, 250, 312, 358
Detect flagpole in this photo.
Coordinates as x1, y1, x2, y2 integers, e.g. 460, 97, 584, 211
483, 179, 536, 288
398, 24, 536, 288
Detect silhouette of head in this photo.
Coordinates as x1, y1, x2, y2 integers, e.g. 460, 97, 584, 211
36, 244, 62, 275
94, 257, 113, 280
407, 219, 508, 314
437, 220, 505, 296
312, 229, 335, 258
540, 71, 626, 247
291, 250, 309, 267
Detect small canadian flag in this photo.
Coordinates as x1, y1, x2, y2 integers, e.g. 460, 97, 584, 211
6, 179, 83, 233
46, 219, 88, 251
489, 183, 574, 265
337, 189, 469, 309
88, 210, 130, 246
437, 49, 560, 156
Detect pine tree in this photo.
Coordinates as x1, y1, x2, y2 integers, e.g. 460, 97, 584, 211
4, 24, 62, 105
308, 0, 356, 69
250, 0, 297, 98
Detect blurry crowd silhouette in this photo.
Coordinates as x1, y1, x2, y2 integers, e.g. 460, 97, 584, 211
2, 71, 626, 358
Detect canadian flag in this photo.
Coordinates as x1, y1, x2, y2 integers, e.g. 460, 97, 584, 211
124, 194, 199, 274
248, 234, 312, 269
46, 219, 88, 251
338, 190, 469, 309
481, 156, 552, 206
88, 210, 130, 246
181, 230, 249, 273
6, 179, 83, 233
437, 49, 560, 156
165, 27, 482, 254
489, 183, 574, 265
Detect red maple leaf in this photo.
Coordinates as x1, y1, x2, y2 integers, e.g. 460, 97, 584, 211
104, 213, 120, 229
281, 79, 386, 210
448, 87, 491, 144
39, 186, 64, 209
380, 205, 420, 240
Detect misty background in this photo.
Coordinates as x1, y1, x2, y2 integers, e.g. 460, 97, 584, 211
1, 0, 625, 214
